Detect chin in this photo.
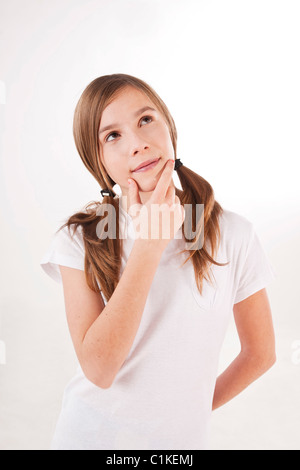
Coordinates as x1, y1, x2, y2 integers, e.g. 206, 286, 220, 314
137, 183, 157, 193
136, 172, 163, 193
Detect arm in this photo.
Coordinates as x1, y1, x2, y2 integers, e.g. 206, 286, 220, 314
212, 288, 276, 410
60, 159, 184, 390
60, 239, 164, 389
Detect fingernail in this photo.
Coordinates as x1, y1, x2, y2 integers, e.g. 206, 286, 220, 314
128, 179, 132, 185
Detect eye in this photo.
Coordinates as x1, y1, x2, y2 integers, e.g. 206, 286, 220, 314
105, 132, 119, 143
105, 115, 153, 143
140, 115, 153, 125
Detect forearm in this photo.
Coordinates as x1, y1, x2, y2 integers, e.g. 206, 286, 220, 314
212, 350, 276, 410
82, 240, 165, 388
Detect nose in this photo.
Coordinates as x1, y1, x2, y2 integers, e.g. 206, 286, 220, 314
133, 144, 149, 156
127, 129, 150, 157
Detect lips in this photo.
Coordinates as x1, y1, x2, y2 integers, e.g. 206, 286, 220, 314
132, 158, 160, 172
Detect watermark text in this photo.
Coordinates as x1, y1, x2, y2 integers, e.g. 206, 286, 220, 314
95, 199, 204, 250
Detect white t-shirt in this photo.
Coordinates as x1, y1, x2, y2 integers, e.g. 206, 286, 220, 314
40, 204, 276, 450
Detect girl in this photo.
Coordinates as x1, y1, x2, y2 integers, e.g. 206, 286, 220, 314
40, 73, 276, 450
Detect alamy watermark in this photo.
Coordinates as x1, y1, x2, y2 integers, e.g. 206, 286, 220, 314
95, 198, 205, 250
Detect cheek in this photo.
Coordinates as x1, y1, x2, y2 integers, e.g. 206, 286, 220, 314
99, 150, 117, 180
101, 147, 119, 167
151, 124, 172, 146
158, 127, 174, 153
102, 152, 127, 181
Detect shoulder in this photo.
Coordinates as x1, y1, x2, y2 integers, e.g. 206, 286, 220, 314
56, 222, 84, 245
51, 221, 86, 260
40, 221, 86, 285
217, 208, 256, 258
219, 208, 254, 239
219, 208, 253, 230
55, 204, 92, 245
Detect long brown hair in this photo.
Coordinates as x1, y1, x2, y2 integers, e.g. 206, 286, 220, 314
58, 73, 226, 302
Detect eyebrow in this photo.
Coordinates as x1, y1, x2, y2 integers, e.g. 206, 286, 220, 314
99, 106, 157, 135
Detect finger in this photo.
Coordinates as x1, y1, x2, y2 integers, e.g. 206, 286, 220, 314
127, 178, 141, 204
151, 159, 174, 202
165, 184, 176, 206
127, 178, 142, 215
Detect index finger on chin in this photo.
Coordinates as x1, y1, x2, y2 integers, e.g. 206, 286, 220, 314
151, 159, 174, 202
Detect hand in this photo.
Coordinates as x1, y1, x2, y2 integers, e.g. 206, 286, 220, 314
127, 159, 185, 248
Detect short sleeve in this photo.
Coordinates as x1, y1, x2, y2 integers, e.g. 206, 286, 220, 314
233, 225, 277, 304
40, 224, 85, 284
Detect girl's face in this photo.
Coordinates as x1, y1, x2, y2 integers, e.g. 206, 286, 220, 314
98, 86, 175, 200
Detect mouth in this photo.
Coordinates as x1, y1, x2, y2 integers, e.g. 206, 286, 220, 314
132, 157, 160, 173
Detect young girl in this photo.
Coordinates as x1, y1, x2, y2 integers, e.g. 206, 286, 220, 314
40, 73, 276, 450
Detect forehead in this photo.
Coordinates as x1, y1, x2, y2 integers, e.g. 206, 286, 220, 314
100, 86, 155, 123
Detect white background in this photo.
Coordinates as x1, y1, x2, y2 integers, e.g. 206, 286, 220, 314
0, 0, 299, 450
